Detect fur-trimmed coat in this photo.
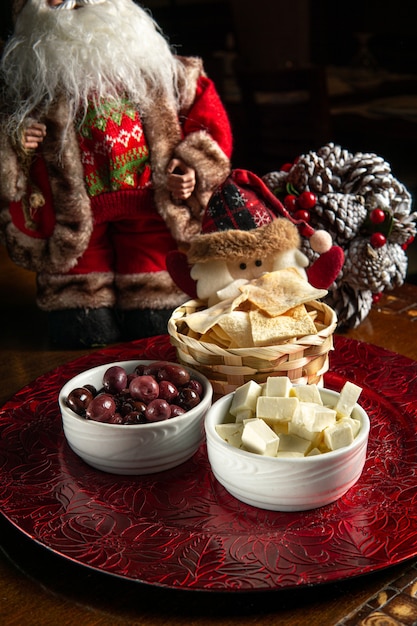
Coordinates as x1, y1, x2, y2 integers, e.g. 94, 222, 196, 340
0, 56, 232, 276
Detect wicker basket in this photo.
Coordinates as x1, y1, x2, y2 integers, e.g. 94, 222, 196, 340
168, 299, 337, 396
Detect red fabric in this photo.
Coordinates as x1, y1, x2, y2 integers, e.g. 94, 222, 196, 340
182, 76, 233, 158
9, 155, 56, 238
307, 245, 345, 290
68, 189, 177, 275
166, 250, 198, 298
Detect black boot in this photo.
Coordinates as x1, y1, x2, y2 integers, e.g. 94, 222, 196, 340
121, 308, 174, 340
47, 307, 122, 349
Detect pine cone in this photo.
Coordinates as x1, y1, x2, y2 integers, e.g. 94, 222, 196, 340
337, 152, 391, 195
310, 193, 368, 244
287, 153, 332, 194
262, 170, 287, 196
344, 238, 406, 293
262, 142, 417, 329
324, 284, 373, 330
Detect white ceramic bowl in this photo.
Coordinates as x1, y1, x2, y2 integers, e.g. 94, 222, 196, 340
205, 387, 370, 512
59, 360, 212, 475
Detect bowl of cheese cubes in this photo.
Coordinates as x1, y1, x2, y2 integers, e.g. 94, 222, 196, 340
204, 376, 369, 511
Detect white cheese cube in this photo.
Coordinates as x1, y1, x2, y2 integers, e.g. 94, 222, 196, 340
323, 421, 354, 450
293, 402, 336, 433
277, 433, 311, 455
296, 402, 336, 432
241, 418, 279, 456
338, 416, 361, 438
311, 406, 337, 430
270, 421, 289, 435
224, 379, 363, 458
288, 418, 316, 442
288, 418, 323, 444
235, 409, 253, 423
230, 380, 262, 417
276, 451, 304, 458
215, 423, 244, 448
335, 381, 362, 417
292, 384, 322, 405
306, 447, 322, 456
265, 376, 292, 397
256, 396, 299, 424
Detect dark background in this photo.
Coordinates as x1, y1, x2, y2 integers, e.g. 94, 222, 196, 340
1, 1, 417, 72
1, 0, 417, 271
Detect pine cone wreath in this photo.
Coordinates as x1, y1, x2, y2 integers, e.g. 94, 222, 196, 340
263, 143, 417, 329
326, 283, 374, 329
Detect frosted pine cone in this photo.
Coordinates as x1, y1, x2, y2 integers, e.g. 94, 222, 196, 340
310, 193, 367, 244
343, 238, 407, 293
262, 170, 287, 196
287, 153, 333, 194
325, 284, 374, 330
338, 152, 391, 195
263, 142, 417, 328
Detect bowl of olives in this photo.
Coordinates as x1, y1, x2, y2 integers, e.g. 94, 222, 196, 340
59, 360, 213, 475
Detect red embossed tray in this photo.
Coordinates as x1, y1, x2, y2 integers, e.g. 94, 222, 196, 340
0, 335, 417, 592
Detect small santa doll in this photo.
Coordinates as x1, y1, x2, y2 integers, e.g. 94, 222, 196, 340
167, 169, 344, 306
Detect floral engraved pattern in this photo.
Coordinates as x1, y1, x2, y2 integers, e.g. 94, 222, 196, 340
0, 335, 417, 591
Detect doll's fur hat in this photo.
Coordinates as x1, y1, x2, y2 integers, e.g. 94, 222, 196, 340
187, 217, 300, 264
187, 169, 309, 264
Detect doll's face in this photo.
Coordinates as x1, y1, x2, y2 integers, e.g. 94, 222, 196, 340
191, 256, 274, 302
191, 248, 311, 303
191, 260, 234, 301
226, 256, 274, 281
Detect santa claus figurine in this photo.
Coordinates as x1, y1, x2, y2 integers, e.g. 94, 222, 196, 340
0, 0, 232, 347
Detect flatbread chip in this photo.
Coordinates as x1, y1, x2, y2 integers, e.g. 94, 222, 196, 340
250, 304, 318, 346
217, 310, 253, 348
179, 268, 327, 348
183, 299, 237, 334
208, 325, 233, 348
200, 328, 228, 346
236, 268, 327, 317
211, 324, 231, 342
285, 303, 314, 321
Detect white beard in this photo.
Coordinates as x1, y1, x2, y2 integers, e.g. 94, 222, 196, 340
1, 0, 183, 135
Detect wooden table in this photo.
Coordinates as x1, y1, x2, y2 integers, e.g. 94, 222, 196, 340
1, 245, 417, 626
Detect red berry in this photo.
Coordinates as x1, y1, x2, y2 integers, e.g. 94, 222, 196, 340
370, 232, 386, 248
402, 236, 415, 250
372, 292, 383, 304
297, 191, 317, 210
284, 194, 298, 212
293, 209, 310, 222
370, 208, 386, 224
280, 162, 293, 172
